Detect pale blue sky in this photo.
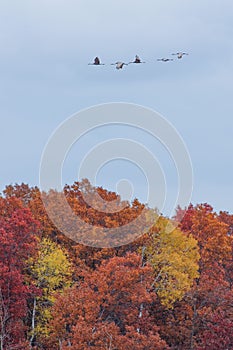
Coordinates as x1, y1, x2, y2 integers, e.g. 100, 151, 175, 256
0, 0, 233, 215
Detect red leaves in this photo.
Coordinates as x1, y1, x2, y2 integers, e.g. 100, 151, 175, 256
162, 204, 233, 349
0, 196, 40, 349
197, 306, 233, 350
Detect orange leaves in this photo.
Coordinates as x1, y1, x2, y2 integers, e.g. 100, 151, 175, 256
49, 253, 168, 349
179, 203, 232, 268
2, 182, 233, 349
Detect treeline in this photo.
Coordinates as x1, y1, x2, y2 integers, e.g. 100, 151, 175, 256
0, 180, 233, 349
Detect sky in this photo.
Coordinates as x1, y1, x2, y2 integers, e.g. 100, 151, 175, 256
0, 0, 233, 216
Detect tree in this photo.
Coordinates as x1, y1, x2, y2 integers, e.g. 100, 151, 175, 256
197, 299, 233, 350
28, 238, 72, 348
0, 253, 31, 349
144, 216, 200, 308
160, 203, 233, 349
49, 253, 168, 349
0, 197, 40, 349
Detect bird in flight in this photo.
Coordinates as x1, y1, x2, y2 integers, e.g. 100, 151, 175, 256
172, 52, 189, 59
111, 61, 128, 69
128, 55, 145, 64
157, 58, 174, 62
88, 57, 105, 65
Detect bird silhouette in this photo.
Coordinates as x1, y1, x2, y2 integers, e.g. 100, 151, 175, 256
128, 55, 145, 64
157, 58, 174, 62
172, 52, 189, 59
88, 57, 105, 65
111, 61, 128, 69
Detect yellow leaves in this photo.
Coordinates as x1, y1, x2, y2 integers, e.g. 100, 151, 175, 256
32, 237, 72, 295
29, 238, 72, 295
29, 237, 73, 339
145, 216, 200, 308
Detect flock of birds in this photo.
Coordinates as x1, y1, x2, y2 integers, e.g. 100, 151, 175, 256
88, 52, 189, 70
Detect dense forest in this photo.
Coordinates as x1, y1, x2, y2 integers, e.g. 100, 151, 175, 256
0, 180, 233, 349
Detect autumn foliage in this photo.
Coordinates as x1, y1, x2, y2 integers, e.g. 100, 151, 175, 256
0, 182, 233, 349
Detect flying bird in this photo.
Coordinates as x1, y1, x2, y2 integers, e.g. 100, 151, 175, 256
157, 58, 174, 62
111, 61, 128, 69
88, 57, 105, 65
172, 52, 189, 59
128, 55, 145, 64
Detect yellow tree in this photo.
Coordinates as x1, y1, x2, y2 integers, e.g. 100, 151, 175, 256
144, 216, 200, 308
28, 238, 72, 348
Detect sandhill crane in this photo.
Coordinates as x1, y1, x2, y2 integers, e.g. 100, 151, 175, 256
88, 57, 105, 65
111, 62, 128, 69
128, 55, 145, 64
157, 58, 174, 62
172, 52, 189, 59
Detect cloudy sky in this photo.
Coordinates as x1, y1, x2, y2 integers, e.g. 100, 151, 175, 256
0, 0, 233, 215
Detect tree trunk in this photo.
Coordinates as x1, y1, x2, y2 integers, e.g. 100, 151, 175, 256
190, 297, 197, 350
30, 297, 36, 348
0, 287, 7, 350
137, 247, 146, 333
